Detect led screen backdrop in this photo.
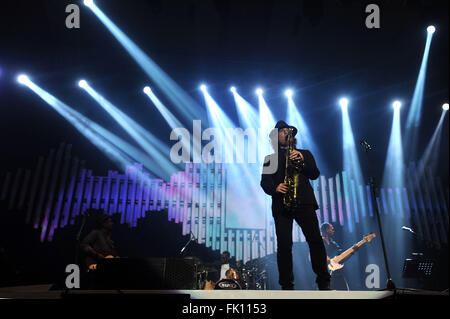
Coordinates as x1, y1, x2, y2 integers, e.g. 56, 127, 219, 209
0, 143, 448, 264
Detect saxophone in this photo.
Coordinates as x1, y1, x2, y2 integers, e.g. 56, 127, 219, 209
283, 128, 304, 209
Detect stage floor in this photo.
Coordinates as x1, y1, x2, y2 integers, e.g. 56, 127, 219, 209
180, 289, 394, 299
0, 284, 396, 299
1, 284, 449, 300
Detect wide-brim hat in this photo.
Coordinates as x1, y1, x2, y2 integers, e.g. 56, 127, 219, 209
269, 120, 298, 139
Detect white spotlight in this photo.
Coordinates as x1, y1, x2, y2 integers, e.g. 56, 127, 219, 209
17, 74, 30, 85
427, 25, 436, 34
393, 101, 402, 110
143, 86, 151, 94
256, 88, 263, 96
339, 97, 349, 110
78, 80, 87, 88
443, 103, 449, 111
84, 0, 94, 7
199, 84, 207, 92
285, 89, 293, 98
230, 86, 236, 93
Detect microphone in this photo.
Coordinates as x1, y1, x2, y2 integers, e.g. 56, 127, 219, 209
401, 226, 416, 234
180, 231, 196, 254
360, 139, 372, 150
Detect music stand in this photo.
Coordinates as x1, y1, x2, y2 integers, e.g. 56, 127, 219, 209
402, 258, 435, 278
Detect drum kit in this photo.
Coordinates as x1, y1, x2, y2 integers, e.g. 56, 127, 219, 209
193, 258, 267, 290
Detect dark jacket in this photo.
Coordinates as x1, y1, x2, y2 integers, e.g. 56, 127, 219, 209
260, 148, 320, 216
81, 229, 116, 259
323, 238, 343, 258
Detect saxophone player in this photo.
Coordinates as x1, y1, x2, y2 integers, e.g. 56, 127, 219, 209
260, 120, 331, 290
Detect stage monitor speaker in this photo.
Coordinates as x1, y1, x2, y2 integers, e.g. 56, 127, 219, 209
95, 257, 196, 290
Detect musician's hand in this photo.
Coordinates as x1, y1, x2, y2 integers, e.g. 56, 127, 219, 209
289, 150, 303, 161
276, 183, 289, 194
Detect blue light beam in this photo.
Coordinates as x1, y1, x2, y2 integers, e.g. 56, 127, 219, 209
286, 94, 326, 174
19, 76, 172, 180
382, 101, 405, 189
84, 1, 205, 123
201, 88, 269, 229
257, 91, 276, 160
231, 88, 260, 129
340, 98, 368, 234
80, 81, 179, 178
417, 106, 448, 177
143, 86, 182, 129
404, 26, 436, 161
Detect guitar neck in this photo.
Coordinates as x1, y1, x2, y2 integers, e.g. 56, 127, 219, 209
334, 239, 365, 263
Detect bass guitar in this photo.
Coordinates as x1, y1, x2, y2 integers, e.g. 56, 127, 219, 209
327, 233, 376, 274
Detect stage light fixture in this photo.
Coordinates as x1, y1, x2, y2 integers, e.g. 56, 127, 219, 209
285, 89, 293, 98
443, 103, 449, 111
83, 0, 94, 7
339, 97, 349, 111
393, 101, 402, 110
143, 86, 151, 94
78, 80, 87, 88
17, 74, 30, 84
256, 88, 263, 96
427, 25, 435, 34
200, 84, 207, 92
230, 86, 236, 93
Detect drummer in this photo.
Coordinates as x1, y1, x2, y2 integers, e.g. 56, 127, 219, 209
202, 251, 239, 286
219, 251, 238, 280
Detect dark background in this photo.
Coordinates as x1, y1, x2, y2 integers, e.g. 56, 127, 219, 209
0, 0, 448, 182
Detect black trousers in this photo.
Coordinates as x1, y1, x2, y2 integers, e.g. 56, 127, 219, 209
273, 206, 330, 289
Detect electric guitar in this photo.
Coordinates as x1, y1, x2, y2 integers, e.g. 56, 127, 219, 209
327, 233, 376, 274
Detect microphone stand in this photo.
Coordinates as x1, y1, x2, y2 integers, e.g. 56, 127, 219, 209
180, 231, 196, 256
75, 212, 89, 266
360, 139, 396, 291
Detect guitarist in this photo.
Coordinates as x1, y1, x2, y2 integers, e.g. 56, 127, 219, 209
81, 214, 117, 271
320, 223, 349, 290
